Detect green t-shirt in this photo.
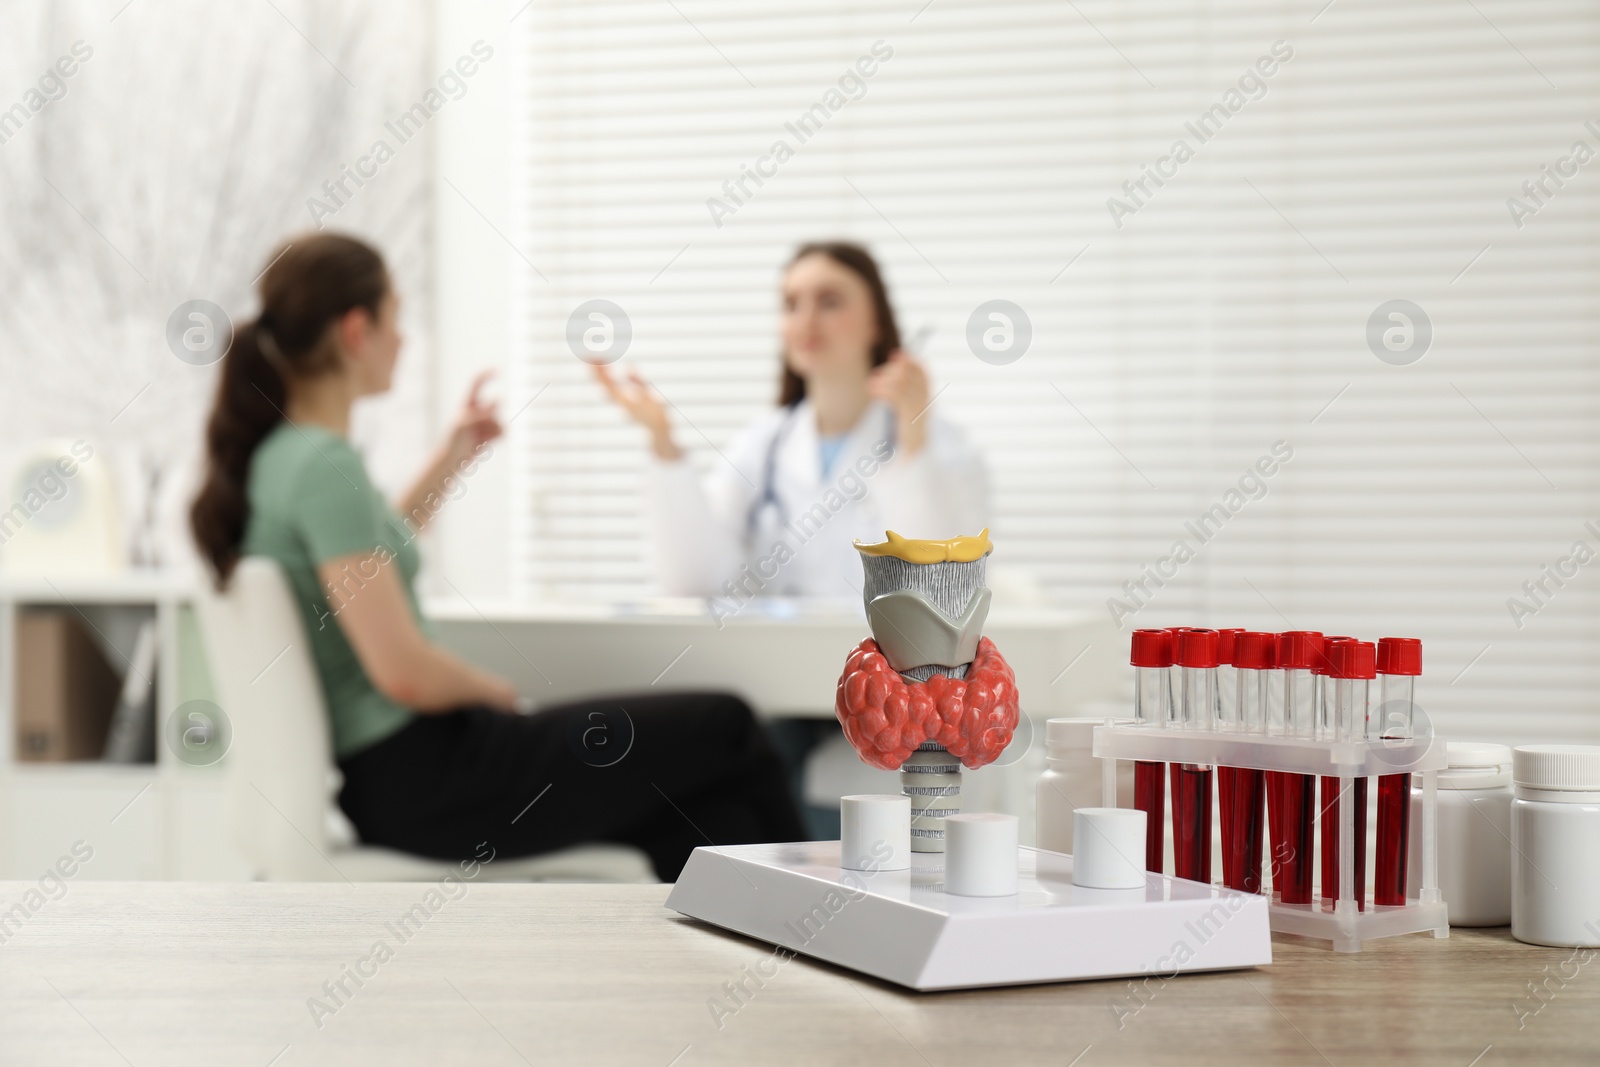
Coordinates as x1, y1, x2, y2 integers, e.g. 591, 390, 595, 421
242, 422, 425, 758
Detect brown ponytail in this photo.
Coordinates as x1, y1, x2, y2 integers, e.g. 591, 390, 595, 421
190, 233, 389, 585
777, 241, 902, 408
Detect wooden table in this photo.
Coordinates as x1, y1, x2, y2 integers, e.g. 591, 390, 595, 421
1, 880, 1592, 1065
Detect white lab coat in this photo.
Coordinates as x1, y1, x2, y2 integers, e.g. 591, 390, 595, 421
645, 398, 990, 599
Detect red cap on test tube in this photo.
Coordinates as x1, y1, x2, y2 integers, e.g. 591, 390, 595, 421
1376, 637, 1422, 676
1234, 631, 1276, 670
1130, 629, 1173, 667
1276, 631, 1324, 670
1327, 640, 1377, 680
1314, 636, 1355, 675
1216, 629, 1244, 665
1175, 628, 1220, 668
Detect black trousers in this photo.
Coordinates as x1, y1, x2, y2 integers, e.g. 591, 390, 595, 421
335, 691, 808, 882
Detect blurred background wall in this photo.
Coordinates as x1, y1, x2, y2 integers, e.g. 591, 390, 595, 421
498, 1, 1600, 744
2, 0, 1597, 748
0, 0, 436, 570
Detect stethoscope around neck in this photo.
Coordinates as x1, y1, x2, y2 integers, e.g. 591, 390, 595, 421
746, 327, 927, 540
744, 402, 898, 538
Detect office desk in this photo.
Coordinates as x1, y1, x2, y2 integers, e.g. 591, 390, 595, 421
2, 880, 1591, 1065
426, 598, 1120, 719
429, 599, 1118, 842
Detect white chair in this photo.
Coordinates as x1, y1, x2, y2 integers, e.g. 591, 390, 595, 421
193, 557, 656, 883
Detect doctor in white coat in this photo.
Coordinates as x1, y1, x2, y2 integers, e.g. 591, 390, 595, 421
596, 241, 990, 607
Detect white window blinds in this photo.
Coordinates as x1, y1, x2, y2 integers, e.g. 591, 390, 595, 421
507, 0, 1600, 744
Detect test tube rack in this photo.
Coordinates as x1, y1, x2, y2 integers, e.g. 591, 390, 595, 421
1092, 723, 1450, 953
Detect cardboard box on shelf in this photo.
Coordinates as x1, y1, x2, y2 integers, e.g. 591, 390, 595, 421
14, 610, 123, 761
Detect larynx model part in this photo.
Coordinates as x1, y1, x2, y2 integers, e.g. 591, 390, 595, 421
835, 530, 1019, 852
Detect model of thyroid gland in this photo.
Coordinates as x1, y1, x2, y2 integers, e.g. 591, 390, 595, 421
835, 530, 1020, 852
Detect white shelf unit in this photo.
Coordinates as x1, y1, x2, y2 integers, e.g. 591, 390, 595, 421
0, 572, 250, 881
1093, 723, 1449, 953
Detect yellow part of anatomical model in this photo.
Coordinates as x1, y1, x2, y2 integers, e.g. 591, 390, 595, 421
852, 528, 992, 564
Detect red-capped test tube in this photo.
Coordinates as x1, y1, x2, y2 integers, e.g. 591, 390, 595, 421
1215, 629, 1244, 730
1273, 631, 1322, 904
1263, 632, 1288, 877
1321, 641, 1374, 910
1129, 628, 1173, 873
1374, 637, 1423, 906
1171, 628, 1218, 883
1315, 637, 1356, 741
1220, 631, 1273, 893
1315, 635, 1357, 907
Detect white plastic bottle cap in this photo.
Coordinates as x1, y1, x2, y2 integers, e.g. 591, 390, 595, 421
1440, 741, 1513, 790
1045, 716, 1133, 753
1072, 807, 1147, 889
840, 794, 910, 871
1045, 717, 1096, 751
1513, 745, 1600, 792
944, 813, 1018, 896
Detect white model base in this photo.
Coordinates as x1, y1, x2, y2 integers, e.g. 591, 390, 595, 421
664, 841, 1272, 991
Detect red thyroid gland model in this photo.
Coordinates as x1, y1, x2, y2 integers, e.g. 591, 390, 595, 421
834, 529, 1020, 852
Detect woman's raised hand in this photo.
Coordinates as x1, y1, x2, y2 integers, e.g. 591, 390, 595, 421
396, 370, 503, 533
444, 370, 504, 467
593, 363, 682, 460
867, 348, 931, 457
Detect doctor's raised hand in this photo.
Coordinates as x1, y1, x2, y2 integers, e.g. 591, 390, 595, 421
593, 364, 683, 462
867, 348, 931, 457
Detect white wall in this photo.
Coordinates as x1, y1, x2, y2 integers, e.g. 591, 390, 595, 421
424, 0, 516, 601
0, 0, 434, 575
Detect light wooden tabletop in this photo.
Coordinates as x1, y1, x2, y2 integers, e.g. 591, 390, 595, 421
0, 879, 1592, 1066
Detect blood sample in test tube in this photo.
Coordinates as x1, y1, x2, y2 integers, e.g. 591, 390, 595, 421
1129, 628, 1173, 873
1212, 627, 1241, 889
1220, 631, 1273, 893
1274, 630, 1323, 904
1374, 637, 1423, 907
1263, 633, 1288, 885
1314, 635, 1356, 906
1321, 640, 1373, 911
1171, 628, 1218, 883
1163, 625, 1204, 870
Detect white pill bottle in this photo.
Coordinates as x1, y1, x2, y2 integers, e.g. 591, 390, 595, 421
1036, 717, 1132, 853
1408, 742, 1512, 927
1511, 744, 1600, 947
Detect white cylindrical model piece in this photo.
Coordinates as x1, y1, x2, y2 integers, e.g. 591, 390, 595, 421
1408, 742, 1512, 927
840, 794, 911, 871
1072, 807, 1147, 889
1036, 717, 1134, 854
944, 813, 1018, 896
1511, 744, 1600, 947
